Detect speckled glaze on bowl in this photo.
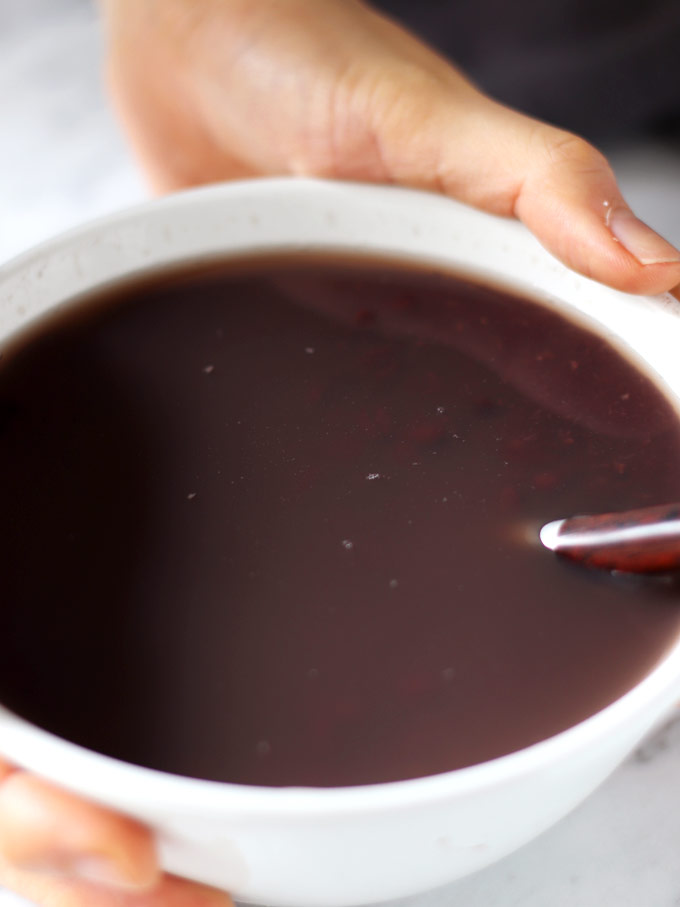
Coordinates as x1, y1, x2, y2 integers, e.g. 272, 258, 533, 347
1, 179, 680, 907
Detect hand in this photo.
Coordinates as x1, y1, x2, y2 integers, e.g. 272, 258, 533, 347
8, 3, 677, 902
102, 0, 680, 295
0, 758, 231, 907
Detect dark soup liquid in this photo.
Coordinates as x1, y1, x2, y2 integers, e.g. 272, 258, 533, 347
1, 254, 680, 787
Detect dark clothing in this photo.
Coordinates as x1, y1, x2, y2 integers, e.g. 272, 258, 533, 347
373, 0, 680, 144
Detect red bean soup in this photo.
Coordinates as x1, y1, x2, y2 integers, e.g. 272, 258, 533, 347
2, 254, 680, 787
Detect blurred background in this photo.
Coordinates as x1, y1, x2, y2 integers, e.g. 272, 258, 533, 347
1, 2, 680, 906
0, 0, 144, 265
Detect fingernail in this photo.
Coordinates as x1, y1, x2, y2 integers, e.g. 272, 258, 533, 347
72, 855, 144, 889
15, 853, 139, 889
608, 208, 680, 266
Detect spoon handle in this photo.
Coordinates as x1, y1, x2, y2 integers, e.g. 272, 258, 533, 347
540, 502, 680, 573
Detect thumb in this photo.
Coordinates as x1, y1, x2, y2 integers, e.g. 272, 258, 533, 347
504, 112, 680, 295
378, 86, 680, 296
308, 1, 680, 296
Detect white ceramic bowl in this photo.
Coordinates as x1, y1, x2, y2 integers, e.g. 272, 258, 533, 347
1, 178, 680, 907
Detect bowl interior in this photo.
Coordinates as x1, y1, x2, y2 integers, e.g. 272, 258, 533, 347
1, 177, 680, 810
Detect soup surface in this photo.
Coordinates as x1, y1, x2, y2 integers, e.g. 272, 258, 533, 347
1, 254, 680, 787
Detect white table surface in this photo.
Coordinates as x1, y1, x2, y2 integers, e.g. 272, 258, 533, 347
2, 2, 680, 905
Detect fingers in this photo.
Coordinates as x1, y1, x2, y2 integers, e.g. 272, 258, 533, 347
0, 759, 14, 784
0, 769, 233, 906
0, 866, 233, 907
0, 771, 158, 889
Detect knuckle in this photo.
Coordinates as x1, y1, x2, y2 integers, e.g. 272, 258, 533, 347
371, 65, 445, 127
538, 130, 610, 176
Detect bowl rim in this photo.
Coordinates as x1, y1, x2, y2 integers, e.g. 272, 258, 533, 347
1, 176, 680, 817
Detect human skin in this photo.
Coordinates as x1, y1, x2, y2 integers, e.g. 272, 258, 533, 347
100, 0, 680, 294
0, 2, 679, 905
